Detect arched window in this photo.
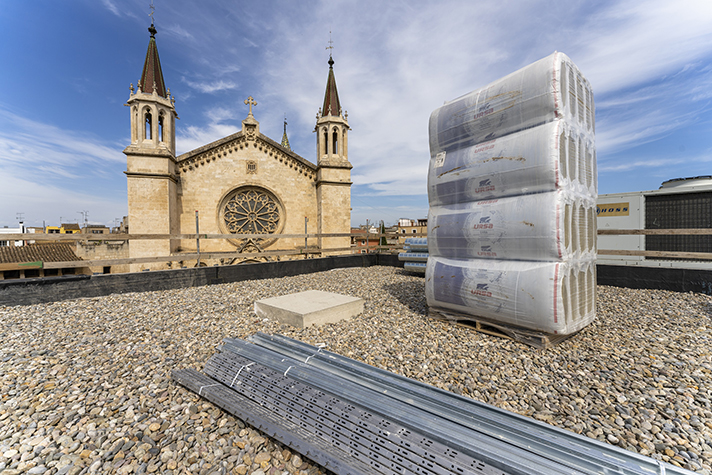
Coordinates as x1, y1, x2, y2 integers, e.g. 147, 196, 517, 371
132, 106, 138, 142
323, 129, 328, 155
158, 113, 165, 142
144, 111, 152, 140
332, 128, 339, 156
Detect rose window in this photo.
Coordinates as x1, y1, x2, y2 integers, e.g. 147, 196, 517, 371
220, 187, 283, 244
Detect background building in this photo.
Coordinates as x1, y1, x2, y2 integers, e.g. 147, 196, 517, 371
397, 218, 427, 246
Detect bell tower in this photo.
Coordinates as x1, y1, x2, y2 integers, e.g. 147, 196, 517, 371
123, 21, 179, 271
315, 53, 352, 253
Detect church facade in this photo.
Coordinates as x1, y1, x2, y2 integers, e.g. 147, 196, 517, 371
123, 23, 352, 271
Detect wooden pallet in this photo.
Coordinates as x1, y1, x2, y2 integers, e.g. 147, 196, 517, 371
428, 309, 574, 349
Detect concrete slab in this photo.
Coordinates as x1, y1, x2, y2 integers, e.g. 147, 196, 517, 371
254, 290, 363, 329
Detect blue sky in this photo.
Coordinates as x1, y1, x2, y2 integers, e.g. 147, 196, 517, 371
1, 0, 711, 228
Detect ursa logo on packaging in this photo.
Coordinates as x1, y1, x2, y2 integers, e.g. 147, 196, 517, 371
473, 215, 494, 229
475, 178, 495, 194
474, 103, 494, 120
471, 282, 492, 297
477, 245, 497, 257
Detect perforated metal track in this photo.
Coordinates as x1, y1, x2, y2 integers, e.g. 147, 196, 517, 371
199, 350, 507, 475
172, 368, 369, 475
175, 336, 695, 475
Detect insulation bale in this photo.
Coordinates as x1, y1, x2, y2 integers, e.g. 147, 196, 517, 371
426, 256, 596, 335
428, 120, 596, 206
428, 191, 597, 262
429, 52, 594, 155
404, 237, 429, 252
398, 252, 429, 262
404, 262, 427, 273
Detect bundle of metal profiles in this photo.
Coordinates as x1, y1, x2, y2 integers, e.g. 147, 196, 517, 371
172, 333, 693, 475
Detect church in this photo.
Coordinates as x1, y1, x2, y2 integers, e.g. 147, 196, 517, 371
123, 22, 352, 271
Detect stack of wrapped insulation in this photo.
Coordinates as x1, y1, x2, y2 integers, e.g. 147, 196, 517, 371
398, 237, 428, 274
426, 52, 597, 336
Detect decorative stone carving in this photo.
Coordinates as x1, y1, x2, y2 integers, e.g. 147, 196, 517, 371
245, 123, 257, 140
219, 186, 284, 248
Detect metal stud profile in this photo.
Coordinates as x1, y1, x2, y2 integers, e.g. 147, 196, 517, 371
172, 333, 693, 475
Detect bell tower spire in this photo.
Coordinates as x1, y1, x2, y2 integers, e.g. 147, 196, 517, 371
123, 17, 180, 271
125, 21, 177, 154
314, 41, 352, 254
315, 53, 349, 165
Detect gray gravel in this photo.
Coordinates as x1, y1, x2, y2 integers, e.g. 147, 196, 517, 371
1, 266, 711, 474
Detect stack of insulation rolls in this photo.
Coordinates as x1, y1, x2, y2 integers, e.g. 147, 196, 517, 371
398, 237, 428, 274
426, 51, 597, 336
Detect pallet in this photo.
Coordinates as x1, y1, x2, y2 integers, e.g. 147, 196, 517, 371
428, 309, 574, 349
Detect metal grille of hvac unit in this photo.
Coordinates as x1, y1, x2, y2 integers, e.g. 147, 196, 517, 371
645, 192, 712, 259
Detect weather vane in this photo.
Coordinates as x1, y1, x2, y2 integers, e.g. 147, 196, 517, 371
326, 30, 334, 57
149, 1, 155, 25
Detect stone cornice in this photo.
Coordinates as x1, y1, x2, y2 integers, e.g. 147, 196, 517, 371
123, 171, 178, 183
317, 161, 353, 170
123, 145, 176, 160
316, 180, 353, 186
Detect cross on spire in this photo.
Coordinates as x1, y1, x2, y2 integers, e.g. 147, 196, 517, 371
244, 96, 257, 117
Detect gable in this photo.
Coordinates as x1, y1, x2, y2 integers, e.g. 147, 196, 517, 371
176, 131, 316, 180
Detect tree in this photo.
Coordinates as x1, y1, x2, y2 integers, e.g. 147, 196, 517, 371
379, 220, 387, 246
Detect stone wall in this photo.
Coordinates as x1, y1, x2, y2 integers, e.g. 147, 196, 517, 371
75, 240, 130, 274
176, 134, 320, 262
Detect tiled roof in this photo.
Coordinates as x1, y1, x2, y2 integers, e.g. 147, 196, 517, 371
321, 56, 341, 117
0, 243, 82, 264
139, 24, 167, 97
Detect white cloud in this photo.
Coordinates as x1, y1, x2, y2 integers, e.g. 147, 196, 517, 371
101, 0, 121, 17
164, 24, 195, 41
576, 0, 712, 94
181, 78, 238, 94
0, 108, 124, 175
176, 107, 241, 154
0, 167, 126, 227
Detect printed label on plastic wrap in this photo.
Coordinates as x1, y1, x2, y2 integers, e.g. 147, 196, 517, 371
429, 192, 597, 262
429, 52, 594, 155
428, 121, 598, 205
426, 256, 596, 335
429, 122, 559, 205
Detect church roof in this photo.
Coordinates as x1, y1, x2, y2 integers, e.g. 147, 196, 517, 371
139, 23, 167, 97
321, 56, 341, 117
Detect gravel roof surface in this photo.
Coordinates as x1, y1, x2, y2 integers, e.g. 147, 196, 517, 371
1, 266, 711, 474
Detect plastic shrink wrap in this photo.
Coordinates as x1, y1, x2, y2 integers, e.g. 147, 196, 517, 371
426, 256, 595, 335
428, 120, 596, 205
428, 191, 597, 262
404, 237, 429, 252
428, 52, 594, 155
398, 252, 429, 262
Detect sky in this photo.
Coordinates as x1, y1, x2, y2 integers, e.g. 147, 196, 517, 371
1, 0, 711, 228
